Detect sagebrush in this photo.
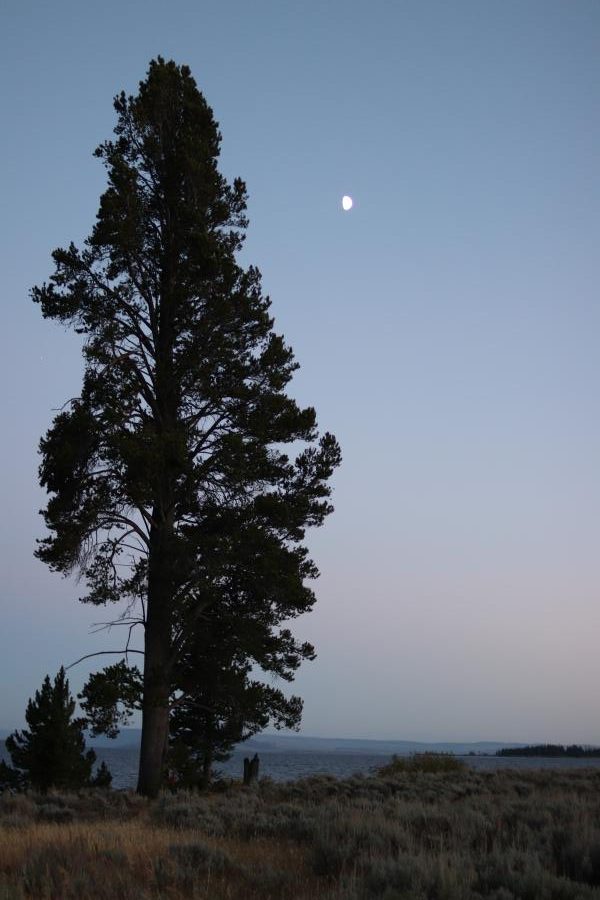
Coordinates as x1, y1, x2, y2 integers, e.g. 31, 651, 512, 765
2, 767, 600, 898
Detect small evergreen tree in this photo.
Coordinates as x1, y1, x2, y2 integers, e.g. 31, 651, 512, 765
6, 668, 97, 792
0, 760, 22, 791
91, 760, 113, 788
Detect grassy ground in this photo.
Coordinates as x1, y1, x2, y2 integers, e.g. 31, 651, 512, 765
2, 757, 600, 898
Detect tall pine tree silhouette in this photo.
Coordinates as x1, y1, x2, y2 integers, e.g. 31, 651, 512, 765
33, 58, 340, 796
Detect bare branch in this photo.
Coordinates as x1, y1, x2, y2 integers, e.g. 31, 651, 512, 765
51, 397, 82, 412
90, 617, 144, 634
65, 649, 144, 671
96, 514, 150, 546
125, 621, 140, 657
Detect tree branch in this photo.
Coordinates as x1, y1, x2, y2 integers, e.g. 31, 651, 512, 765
65, 649, 144, 671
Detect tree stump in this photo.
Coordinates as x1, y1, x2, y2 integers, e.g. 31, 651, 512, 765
243, 753, 260, 786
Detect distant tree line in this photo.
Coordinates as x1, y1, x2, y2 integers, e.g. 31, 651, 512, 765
497, 744, 600, 758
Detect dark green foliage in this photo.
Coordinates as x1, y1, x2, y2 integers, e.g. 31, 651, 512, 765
168, 679, 301, 788
0, 760, 22, 791
6, 669, 96, 792
79, 662, 143, 739
81, 625, 306, 787
33, 57, 340, 795
168, 607, 308, 786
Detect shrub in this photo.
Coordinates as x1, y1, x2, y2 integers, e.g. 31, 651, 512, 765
36, 804, 75, 824
360, 855, 426, 896
376, 753, 467, 777
151, 794, 226, 834
21, 843, 143, 900
0, 793, 36, 821
553, 826, 600, 886
168, 841, 232, 872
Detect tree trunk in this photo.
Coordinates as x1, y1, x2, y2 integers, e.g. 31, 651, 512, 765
137, 698, 169, 797
137, 521, 173, 797
201, 752, 212, 790
137, 222, 179, 797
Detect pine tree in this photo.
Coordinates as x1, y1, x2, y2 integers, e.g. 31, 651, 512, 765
168, 606, 306, 787
0, 760, 22, 791
6, 668, 96, 792
80, 609, 307, 788
33, 58, 341, 796
91, 760, 113, 788
169, 671, 302, 788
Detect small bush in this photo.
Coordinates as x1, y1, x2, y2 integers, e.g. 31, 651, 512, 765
553, 826, 600, 886
376, 753, 467, 777
311, 836, 355, 878
152, 842, 234, 894
0, 794, 36, 821
36, 804, 75, 824
21, 843, 144, 900
156, 801, 198, 829
0, 815, 31, 831
0, 881, 24, 900
360, 855, 426, 896
168, 841, 232, 872
242, 863, 297, 893
152, 795, 225, 834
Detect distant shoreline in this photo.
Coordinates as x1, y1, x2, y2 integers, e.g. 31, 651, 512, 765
497, 743, 600, 759
3, 730, 600, 758
5, 739, 600, 791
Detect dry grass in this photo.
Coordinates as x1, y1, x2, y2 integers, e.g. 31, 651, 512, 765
2, 762, 600, 898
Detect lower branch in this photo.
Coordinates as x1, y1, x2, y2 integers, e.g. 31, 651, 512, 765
65, 649, 145, 671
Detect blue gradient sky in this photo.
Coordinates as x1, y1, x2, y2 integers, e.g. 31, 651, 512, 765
1, 1, 599, 741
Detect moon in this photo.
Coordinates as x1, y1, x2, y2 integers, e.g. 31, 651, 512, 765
342, 195, 353, 211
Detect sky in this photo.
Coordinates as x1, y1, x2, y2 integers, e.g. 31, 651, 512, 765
1, 0, 599, 743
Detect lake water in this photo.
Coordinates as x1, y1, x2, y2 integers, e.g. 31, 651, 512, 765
5, 743, 600, 790
58, 747, 600, 789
